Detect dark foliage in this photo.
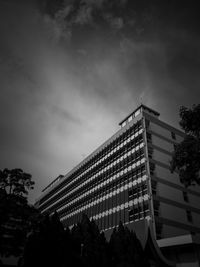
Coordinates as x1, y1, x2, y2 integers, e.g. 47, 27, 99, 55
23, 212, 66, 267
109, 221, 149, 267
171, 104, 200, 186
0, 193, 37, 257
70, 214, 109, 267
22, 213, 150, 267
38, 0, 200, 40
0, 168, 34, 198
179, 105, 200, 138
0, 168, 36, 258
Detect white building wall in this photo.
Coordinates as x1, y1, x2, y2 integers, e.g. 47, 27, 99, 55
189, 194, 200, 210
153, 149, 172, 166
188, 185, 200, 193
157, 184, 183, 203
192, 212, 200, 228
162, 224, 188, 238
151, 135, 174, 152
155, 165, 181, 186
148, 120, 200, 242
159, 203, 190, 228
150, 121, 184, 143
150, 122, 173, 140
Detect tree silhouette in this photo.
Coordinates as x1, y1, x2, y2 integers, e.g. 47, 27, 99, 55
109, 221, 149, 267
171, 104, 200, 186
22, 213, 150, 267
23, 212, 65, 267
0, 168, 36, 258
71, 214, 109, 267
0, 168, 34, 197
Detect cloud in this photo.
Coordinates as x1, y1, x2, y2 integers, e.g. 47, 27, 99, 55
40, 0, 200, 44
39, 0, 131, 42
50, 105, 82, 124
1, 0, 200, 204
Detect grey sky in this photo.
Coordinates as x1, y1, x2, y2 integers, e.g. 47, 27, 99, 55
0, 0, 200, 203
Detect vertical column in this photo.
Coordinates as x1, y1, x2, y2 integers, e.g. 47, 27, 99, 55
142, 116, 156, 236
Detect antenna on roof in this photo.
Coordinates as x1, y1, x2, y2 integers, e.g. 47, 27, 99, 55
138, 92, 144, 107
140, 95, 143, 105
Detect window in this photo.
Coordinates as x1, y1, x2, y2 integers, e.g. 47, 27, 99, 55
143, 202, 149, 216
134, 109, 141, 117
150, 163, 155, 176
128, 190, 133, 200
171, 132, 176, 140
153, 199, 160, 211
152, 180, 157, 195
132, 188, 137, 197
155, 222, 163, 240
186, 210, 193, 223
141, 183, 147, 195
183, 191, 189, 202
173, 143, 177, 151
146, 132, 152, 143
141, 165, 146, 176
128, 115, 133, 122
145, 119, 150, 129
154, 209, 159, 216
148, 147, 153, 159
129, 209, 134, 221
122, 121, 126, 127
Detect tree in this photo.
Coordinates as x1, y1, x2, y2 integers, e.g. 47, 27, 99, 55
0, 168, 36, 258
71, 214, 109, 267
23, 213, 108, 267
171, 104, 200, 186
109, 222, 149, 267
23, 212, 67, 267
22, 213, 151, 267
0, 168, 34, 197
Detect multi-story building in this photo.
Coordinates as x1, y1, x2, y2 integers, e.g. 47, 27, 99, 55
36, 105, 200, 266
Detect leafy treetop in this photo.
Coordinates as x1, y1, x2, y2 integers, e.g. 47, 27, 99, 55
171, 104, 200, 187
179, 105, 200, 138
0, 168, 35, 198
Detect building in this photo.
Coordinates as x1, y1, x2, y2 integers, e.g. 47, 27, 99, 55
36, 104, 200, 266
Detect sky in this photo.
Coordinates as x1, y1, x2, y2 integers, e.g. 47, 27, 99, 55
0, 0, 200, 204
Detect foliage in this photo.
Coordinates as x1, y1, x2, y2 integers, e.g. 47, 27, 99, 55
0, 168, 36, 257
109, 221, 149, 267
0, 193, 38, 257
0, 168, 34, 197
171, 104, 200, 186
179, 105, 200, 138
22, 214, 150, 267
71, 214, 109, 267
23, 212, 66, 267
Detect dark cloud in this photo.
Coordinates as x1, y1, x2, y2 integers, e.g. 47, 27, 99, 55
50, 104, 82, 124
167, 37, 200, 91
39, 0, 200, 40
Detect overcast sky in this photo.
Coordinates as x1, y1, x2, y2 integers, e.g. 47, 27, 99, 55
0, 0, 200, 204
